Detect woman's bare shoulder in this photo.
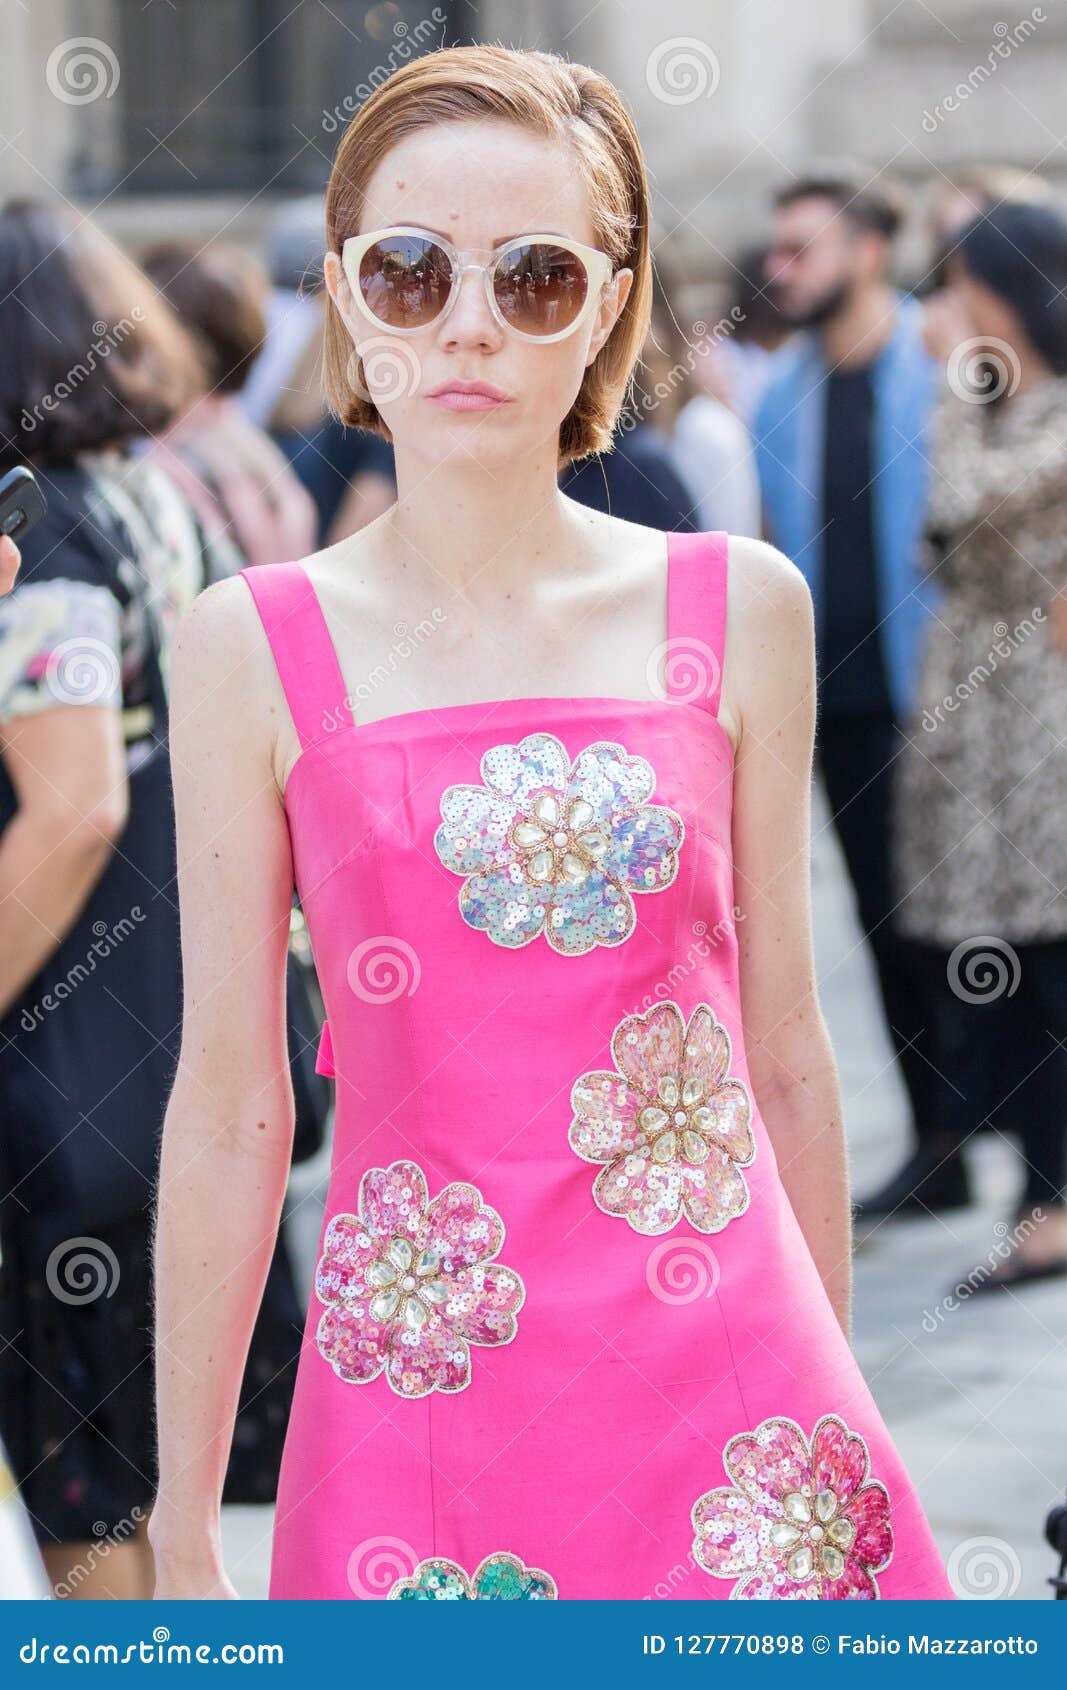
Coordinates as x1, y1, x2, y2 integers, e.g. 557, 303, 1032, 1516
168, 572, 293, 772
722, 534, 816, 743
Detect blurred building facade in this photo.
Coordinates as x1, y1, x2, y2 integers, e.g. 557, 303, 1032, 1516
2, 0, 1064, 280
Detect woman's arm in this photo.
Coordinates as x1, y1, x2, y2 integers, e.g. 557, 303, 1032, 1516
724, 536, 852, 1336
149, 577, 297, 1598
0, 704, 128, 1017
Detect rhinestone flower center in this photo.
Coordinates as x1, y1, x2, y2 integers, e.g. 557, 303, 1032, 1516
638, 1072, 715, 1165
509, 790, 610, 888
364, 1235, 449, 1333
769, 1488, 857, 1584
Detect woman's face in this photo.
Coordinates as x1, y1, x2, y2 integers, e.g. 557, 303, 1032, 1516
325, 119, 632, 473
951, 260, 1021, 356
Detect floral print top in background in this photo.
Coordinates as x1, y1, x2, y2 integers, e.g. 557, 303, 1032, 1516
0, 452, 205, 754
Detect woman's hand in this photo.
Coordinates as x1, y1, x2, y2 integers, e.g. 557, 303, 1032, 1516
0, 535, 20, 595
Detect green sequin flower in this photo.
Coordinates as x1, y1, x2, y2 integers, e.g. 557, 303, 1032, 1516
389, 1551, 558, 1600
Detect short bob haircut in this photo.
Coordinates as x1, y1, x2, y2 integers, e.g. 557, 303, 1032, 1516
323, 44, 652, 466
141, 240, 270, 396
0, 200, 202, 471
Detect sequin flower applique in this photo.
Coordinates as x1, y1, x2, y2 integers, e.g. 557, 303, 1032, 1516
434, 731, 684, 955
314, 1160, 525, 1399
691, 1414, 894, 1599
389, 1552, 558, 1600
569, 1001, 755, 1235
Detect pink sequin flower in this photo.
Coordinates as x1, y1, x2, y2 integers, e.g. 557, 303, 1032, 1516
314, 1160, 525, 1399
691, 1414, 894, 1599
434, 732, 684, 955
569, 1001, 755, 1235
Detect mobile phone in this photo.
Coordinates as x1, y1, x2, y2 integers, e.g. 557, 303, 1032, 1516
0, 466, 47, 544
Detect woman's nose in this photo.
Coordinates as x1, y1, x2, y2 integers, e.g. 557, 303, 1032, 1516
440, 264, 501, 349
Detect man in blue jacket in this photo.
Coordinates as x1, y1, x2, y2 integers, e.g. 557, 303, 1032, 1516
754, 171, 963, 1217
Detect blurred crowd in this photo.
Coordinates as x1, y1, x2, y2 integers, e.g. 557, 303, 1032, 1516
2, 160, 1067, 1596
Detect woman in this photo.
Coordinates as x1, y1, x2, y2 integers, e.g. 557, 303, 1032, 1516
0, 203, 303, 1602
0, 200, 204, 1599
894, 202, 1067, 1290
151, 46, 952, 1601
142, 241, 317, 573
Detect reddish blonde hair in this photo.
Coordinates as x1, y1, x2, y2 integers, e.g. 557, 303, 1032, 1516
323, 44, 652, 464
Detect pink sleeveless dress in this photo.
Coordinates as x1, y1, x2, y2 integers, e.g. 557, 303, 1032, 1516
240, 532, 953, 1602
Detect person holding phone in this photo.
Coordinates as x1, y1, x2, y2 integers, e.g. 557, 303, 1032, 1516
0, 201, 209, 1599
0, 536, 20, 595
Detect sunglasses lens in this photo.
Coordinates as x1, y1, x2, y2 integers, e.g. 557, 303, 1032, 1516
493, 243, 590, 337
358, 233, 453, 329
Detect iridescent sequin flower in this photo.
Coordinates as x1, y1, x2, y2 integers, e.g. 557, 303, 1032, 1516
569, 1001, 755, 1235
389, 1552, 557, 1600
691, 1414, 894, 1599
314, 1160, 525, 1399
434, 732, 684, 954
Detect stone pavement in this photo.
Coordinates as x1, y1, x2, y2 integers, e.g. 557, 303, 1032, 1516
221, 794, 1067, 1600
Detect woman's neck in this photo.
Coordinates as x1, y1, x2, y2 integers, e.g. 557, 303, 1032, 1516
383, 442, 583, 598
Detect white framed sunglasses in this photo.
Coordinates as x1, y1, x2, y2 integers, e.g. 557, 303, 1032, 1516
340, 225, 616, 344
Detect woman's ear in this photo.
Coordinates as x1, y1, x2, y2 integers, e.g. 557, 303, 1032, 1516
586, 267, 634, 366
324, 249, 359, 341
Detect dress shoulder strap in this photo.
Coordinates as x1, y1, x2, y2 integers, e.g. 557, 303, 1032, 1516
665, 530, 729, 716
239, 562, 353, 749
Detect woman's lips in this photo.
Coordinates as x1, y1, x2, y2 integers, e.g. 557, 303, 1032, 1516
427, 382, 513, 412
